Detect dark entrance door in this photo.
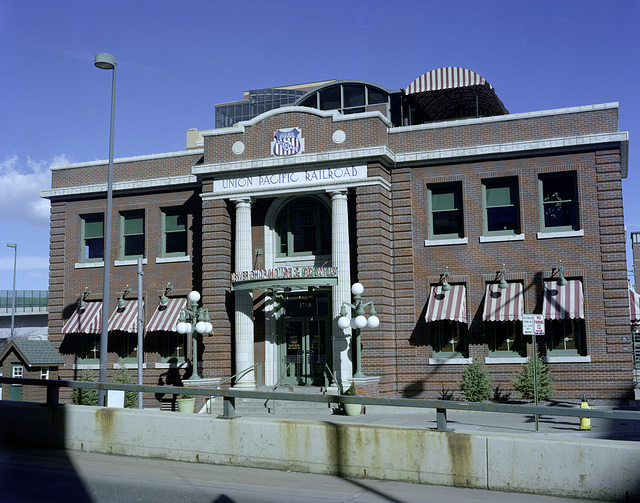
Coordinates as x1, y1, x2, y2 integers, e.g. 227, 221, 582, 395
279, 292, 331, 386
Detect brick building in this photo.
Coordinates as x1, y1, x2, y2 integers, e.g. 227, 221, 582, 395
42, 67, 633, 405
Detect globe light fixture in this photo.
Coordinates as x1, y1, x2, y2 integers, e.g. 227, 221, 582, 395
176, 290, 212, 380
337, 282, 380, 379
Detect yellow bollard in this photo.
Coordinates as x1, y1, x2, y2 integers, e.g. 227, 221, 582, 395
579, 396, 591, 431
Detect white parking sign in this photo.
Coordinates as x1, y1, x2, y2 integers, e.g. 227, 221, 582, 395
523, 314, 545, 335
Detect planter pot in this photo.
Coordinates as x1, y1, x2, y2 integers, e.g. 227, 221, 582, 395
344, 402, 362, 416
176, 398, 196, 413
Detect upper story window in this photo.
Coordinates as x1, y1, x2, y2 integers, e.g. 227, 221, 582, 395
483, 177, 520, 236
428, 182, 464, 239
539, 172, 579, 232
81, 213, 104, 262
276, 199, 331, 257
121, 210, 145, 259
297, 82, 390, 117
162, 208, 188, 257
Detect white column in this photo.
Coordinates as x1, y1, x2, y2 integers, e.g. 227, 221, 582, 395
329, 189, 352, 385
233, 197, 256, 388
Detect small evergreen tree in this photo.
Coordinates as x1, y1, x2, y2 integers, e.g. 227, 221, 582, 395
459, 357, 492, 402
513, 356, 554, 401
113, 365, 138, 408
72, 368, 99, 406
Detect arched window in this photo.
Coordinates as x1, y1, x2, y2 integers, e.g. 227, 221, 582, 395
276, 199, 331, 257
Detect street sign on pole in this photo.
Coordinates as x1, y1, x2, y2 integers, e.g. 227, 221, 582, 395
533, 314, 545, 335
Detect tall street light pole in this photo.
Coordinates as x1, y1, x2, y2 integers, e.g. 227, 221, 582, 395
6, 243, 17, 340
95, 53, 116, 407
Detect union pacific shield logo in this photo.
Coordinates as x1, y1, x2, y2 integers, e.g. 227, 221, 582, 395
272, 128, 304, 156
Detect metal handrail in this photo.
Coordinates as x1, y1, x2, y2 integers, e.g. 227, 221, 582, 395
2, 376, 639, 432
323, 363, 342, 394
216, 363, 262, 389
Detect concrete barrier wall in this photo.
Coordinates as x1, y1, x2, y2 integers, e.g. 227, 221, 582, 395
1, 402, 639, 501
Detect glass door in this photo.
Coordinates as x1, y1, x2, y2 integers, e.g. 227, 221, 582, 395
279, 292, 331, 386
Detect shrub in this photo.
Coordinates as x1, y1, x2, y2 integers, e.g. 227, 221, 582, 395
113, 365, 138, 408
459, 357, 492, 402
513, 356, 554, 401
72, 368, 99, 406
343, 381, 357, 396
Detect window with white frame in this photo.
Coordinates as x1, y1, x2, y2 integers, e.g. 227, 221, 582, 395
539, 172, 579, 232
431, 320, 468, 357
160, 332, 187, 363
546, 319, 587, 356
40, 367, 50, 379
81, 213, 104, 262
162, 207, 188, 257
483, 177, 520, 236
428, 182, 464, 239
120, 210, 145, 259
78, 334, 100, 362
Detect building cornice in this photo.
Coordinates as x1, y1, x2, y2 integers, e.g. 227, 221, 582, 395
40, 175, 198, 199
50, 149, 204, 171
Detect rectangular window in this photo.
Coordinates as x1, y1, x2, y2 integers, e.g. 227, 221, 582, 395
162, 208, 188, 257
486, 321, 525, 355
161, 333, 187, 363
79, 334, 100, 362
117, 333, 138, 362
431, 320, 468, 357
81, 214, 104, 262
483, 178, 520, 235
539, 172, 579, 232
121, 210, 145, 259
546, 319, 586, 356
428, 182, 464, 239
40, 367, 50, 380
12, 365, 23, 379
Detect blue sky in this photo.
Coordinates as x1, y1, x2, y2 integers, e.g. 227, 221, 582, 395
1, 0, 639, 291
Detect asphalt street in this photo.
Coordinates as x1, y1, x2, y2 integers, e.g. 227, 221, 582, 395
0, 444, 612, 503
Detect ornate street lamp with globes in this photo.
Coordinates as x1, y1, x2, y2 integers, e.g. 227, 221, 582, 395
176, 290, 212, 381
338, 282, 379, 378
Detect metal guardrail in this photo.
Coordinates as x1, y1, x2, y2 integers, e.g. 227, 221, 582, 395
0, 290, 49, 310
1, 376, 639, 432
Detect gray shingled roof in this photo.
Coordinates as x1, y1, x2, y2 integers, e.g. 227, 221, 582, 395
11, 340, 65, 365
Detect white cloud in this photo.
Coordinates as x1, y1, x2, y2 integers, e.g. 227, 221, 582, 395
0, 155, 63, 227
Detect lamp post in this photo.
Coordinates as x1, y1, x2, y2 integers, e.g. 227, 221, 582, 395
6, 243, 17, 340
95, 52, 116, 407
337, 282, 379, 378
176, 291, 212, 381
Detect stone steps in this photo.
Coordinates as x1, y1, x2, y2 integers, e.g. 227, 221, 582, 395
201, 386, 338, 416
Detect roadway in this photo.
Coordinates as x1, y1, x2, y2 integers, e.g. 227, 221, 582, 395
0, 444, 610, 503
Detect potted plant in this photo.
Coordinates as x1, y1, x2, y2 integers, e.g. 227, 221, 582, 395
343, 381, 362, 416
176, 394, 196, 413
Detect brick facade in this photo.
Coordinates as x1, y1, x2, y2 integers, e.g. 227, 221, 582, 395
44, 100, 633, 405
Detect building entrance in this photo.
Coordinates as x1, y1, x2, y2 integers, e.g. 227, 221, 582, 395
278, 292, 331, 386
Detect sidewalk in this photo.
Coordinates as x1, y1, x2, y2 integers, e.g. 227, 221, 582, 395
221, 398, 640, 441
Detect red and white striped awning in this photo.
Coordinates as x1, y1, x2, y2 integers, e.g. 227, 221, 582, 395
406, 67, 489, 94
543, 280, 584, 320
630, 287, 640, 322
146, 298, 187, 332
108, 300, 142, 333
62, 301, 103, 334
483, 283, 524, 322
425, 285, 467, 324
